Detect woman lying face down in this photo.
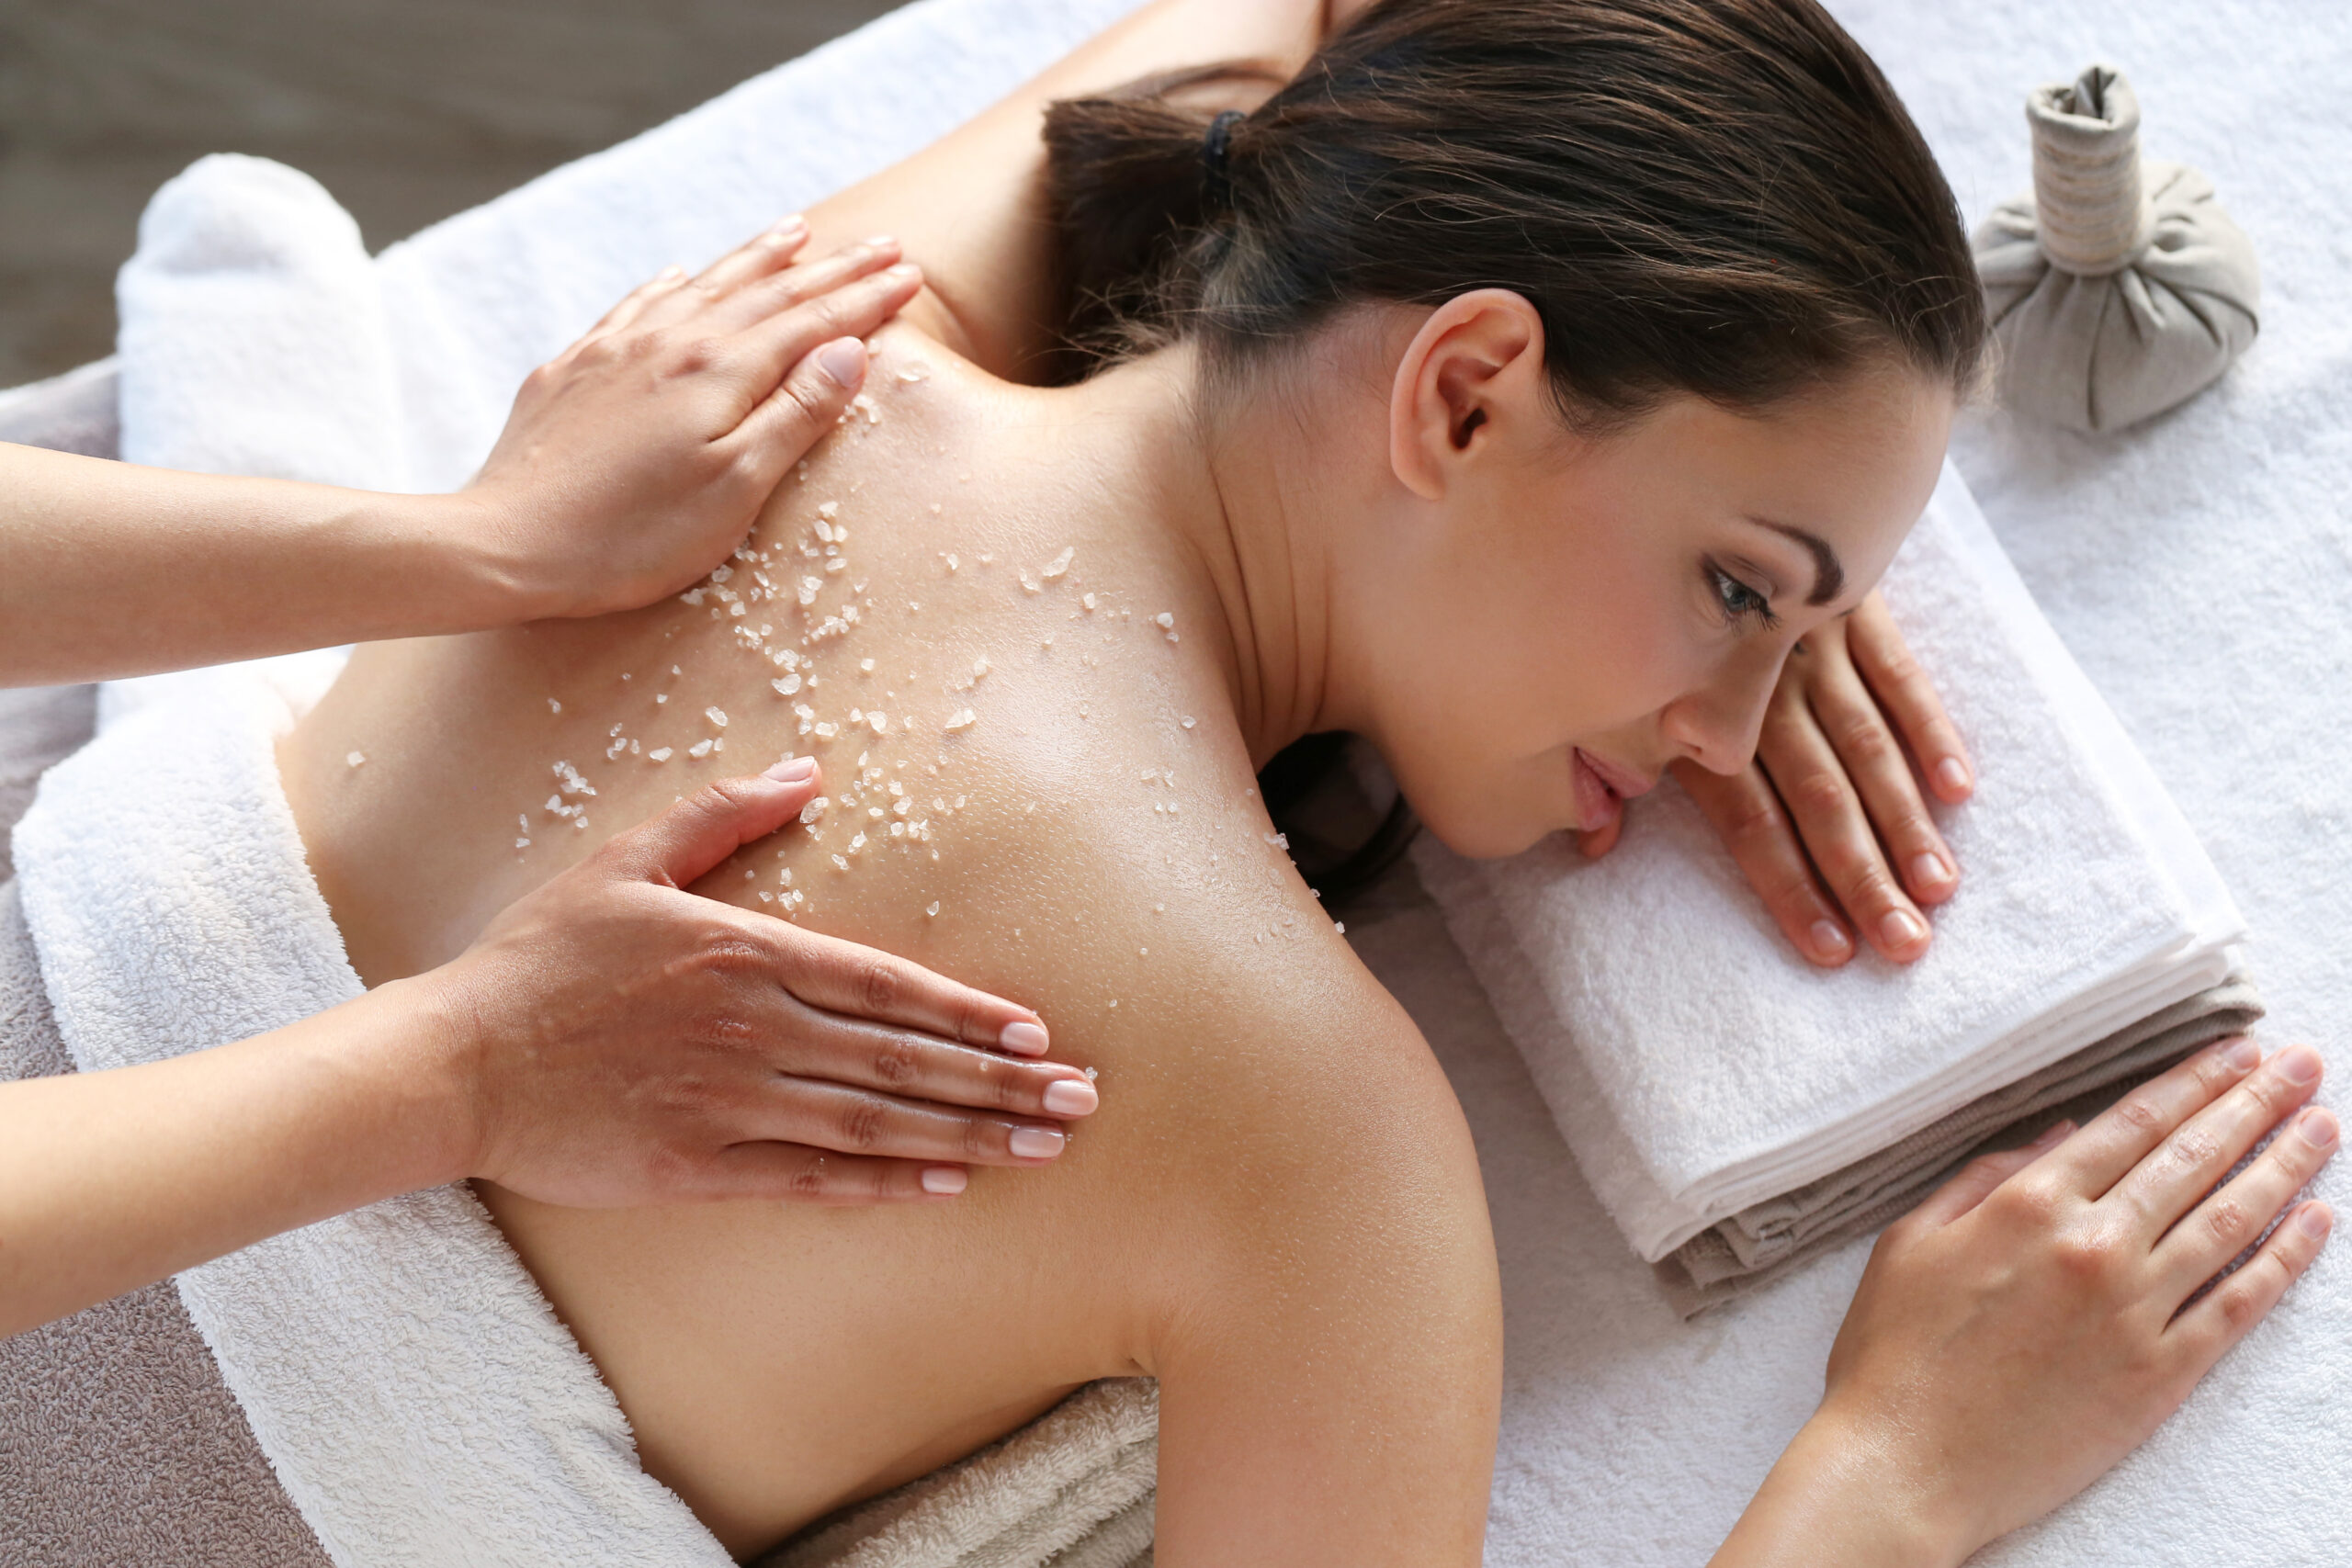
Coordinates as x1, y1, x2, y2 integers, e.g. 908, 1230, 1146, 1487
277, 0, 2331, 1562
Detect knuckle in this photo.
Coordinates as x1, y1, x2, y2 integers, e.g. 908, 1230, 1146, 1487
871, 1034, 924, 1089
2111, 1093, 2170, 1140
2201, 1196, 2253, 1249
1829, 716, 1898, 768
858, 960, 901, 1015
1788, 769, 1851, 820
2051, 1224, 2120, 1282
787, 1155, 832, 1201
673, 333, 730, 374
836, 1097, 890, 1153
1990, 1176, 2064, 1231
1724, 794, 1787, 849
2214, 1273, 2269, 1334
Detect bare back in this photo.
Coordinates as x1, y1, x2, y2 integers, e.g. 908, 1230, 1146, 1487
280, 329, 1499, 1562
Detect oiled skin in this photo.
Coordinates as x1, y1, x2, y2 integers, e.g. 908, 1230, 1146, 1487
279, 331, 1500, 1561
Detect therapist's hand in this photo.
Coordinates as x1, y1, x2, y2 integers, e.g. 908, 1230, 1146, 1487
417, 757, 1092, 1205
1588, 592, 1973, 968
1712, 1038, 2335, 1568
465, 219, 925, 623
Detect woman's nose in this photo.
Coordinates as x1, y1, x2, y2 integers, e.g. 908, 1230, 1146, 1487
1659, 651, 1785, 775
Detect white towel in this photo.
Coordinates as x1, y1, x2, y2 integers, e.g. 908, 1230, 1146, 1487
1414, 461, 2245, 1264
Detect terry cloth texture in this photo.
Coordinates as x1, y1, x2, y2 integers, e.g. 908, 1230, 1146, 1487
1412, 463, 2248, 1290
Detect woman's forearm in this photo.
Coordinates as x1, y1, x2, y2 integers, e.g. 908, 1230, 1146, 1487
0, 978, 472, 1339
1709, 1409, 1970, 1568
0, 445, 514, 685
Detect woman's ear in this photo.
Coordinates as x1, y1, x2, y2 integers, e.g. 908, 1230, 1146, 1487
1387, 289, 1548, 502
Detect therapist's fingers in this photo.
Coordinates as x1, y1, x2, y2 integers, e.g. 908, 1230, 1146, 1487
2168, 1200, 2332, 1371
1676, 757, 1856, 967
755, 918, 1053, 1057
2154, 1104, 2336, 1306
699, 236, 908, 337
720, 263, 924, 428
1804, 637, 1959, 908
1849, 592, 1974, 806
1899, 1120, 2075, 1234
762, 1008, 1094, 1119
684, 214, 814, 299
600, 761, 826, 890
692, 1143, 972, 1204
2041, 1036, 2261, 1197
2109, 1045, 2324, 1233
1757, 687, 1931, 964
741, 1077, 1074, 1168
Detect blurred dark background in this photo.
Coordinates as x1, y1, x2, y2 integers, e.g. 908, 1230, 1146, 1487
0, 0, 905, 388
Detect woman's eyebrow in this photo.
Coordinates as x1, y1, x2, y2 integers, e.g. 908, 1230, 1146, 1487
1750, 518, 1845, 606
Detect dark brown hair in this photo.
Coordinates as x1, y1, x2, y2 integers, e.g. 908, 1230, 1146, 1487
1042, 0, 1984, 417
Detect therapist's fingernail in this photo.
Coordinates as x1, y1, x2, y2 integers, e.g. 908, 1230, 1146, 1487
1042, 1078, 1099, 1116
1909, 852, 1951, 888
816, 337, 866, 388
2222, 1035, 2261, 1070
1009, 1127, 1065, 1159
763, 756, 817, 783
657, 264, 687, 282
1810, 920, 1850, 958
768, 213, 806, 235
1936, 757, 1972, 795
1881, 908, 1927, 948
2278, 1044, 2324, 1085
921, 1167, 967, 1196
1000, 1020, 1050, 1057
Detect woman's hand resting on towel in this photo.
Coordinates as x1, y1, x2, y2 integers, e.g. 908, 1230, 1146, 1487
0, 219, 919, 686
1712, 1038, 2336, 1568
1583, 590, 1973, 968
0, 759, 1095, 1340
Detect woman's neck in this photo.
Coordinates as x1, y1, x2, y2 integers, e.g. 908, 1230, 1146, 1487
1041, 339, 1372, 769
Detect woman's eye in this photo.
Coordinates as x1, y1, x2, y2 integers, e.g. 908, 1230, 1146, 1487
1708, 564, 1778, 628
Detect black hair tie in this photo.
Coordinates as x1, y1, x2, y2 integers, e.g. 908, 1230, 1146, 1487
1201, 109, 1246, 215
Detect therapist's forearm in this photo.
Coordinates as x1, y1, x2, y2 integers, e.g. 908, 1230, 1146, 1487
0, 977, 472, 1339
0, 444, 523, 687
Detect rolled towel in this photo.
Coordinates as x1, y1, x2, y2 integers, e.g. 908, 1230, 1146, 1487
1973, 65, 2260, 434
1412, 461, 2249, 1307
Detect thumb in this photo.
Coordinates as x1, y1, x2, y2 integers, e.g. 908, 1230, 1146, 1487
601, 759, 824, 888
1578, 812, 1623, 860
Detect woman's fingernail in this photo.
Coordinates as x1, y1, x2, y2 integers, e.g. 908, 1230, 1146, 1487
763, 756, 817, 783
1881, 908, 1927, 948
2298, 1203, 2335, 1240
1909, 852, 1951, 888
884, 262, 922, 282
863, 233, 897, 248
1810, 919, 1850, 957
2031, 1119, 2075, 1147
2299, 1108, 2339, 1148
1936, 757, 1972, 795
1008, 1127, 1065, 1159
2223, 1035, 2261, 1070
816, 337, 866, 388
769, 213, 807, 235
999, 1020, 1049, 1056
2277, 1044, 2324, 1085
1042, 1078, 1099, 1116
657, 264, 687, 282
921, 1166, 967, 1196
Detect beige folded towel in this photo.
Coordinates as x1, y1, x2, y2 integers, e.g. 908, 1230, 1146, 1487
1658, 975, 2263, 1313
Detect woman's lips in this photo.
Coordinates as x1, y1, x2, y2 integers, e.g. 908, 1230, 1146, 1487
1570, 747, 1656, 832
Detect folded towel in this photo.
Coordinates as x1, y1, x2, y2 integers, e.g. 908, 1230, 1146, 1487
1413, 461, 2250, 1295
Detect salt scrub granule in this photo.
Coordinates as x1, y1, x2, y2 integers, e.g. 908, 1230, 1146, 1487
773, 674, 802, 696
1041, 547, 1076, 581
671, 665, 682, 676
972, 659, 991, 682
345, 750, 366, 769
1082, 592, 1097, 613
831, 854, 850, 871
1154, 613, 1173, 629
946, 554, 959, 572
547, 698, 562, 715
514, 837, 531, 850
706, 706, 729, 729
925, 901, 941, 918
861, 658, 876, 673
944, 708, 978, 733
656, 694, 670, 705
1334, 921, 1347, 935
819, 502, 840, 520
867, 712, 890, 734
688, 739, 714, 759
1181, 716, 1196, 729
758, 891, 775, 904
799, 796, 830, 824
649, 747, 673, 763
1020, 574, 1041, 594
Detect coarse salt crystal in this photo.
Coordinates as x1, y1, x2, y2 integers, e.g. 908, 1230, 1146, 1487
773, 674, 802, 696
819, 502, 840, 519
688, 739, 714, 759
925, 901, 941, 917
944, 708, 977, 733
548, 698, 562, 714
649, 747, 673, 762
706, 706, 729, 728
1042, 547, 1075, 580
867, 712, 889, 733
345, 750, 366, 769
800, 796, 830, 823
